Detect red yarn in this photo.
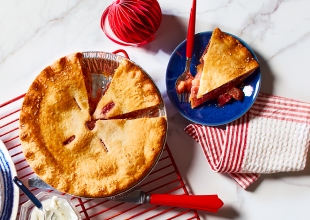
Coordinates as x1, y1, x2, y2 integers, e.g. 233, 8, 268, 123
107, 0, 162, 44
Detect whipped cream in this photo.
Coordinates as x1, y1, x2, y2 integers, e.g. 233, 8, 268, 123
30, 196, 78, 220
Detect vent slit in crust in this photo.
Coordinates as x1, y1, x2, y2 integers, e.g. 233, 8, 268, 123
73, 98, 82, 110
100, 139, 108, 152
100, 101, 115, 117
63, 135, 75, 145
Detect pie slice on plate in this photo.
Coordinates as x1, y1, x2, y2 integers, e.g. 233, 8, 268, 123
190, 28, 259, 108
93, 59, 161, 119
19, 52, 167, 198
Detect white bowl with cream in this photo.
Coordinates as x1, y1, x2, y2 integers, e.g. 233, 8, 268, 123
19, 192, 81, 220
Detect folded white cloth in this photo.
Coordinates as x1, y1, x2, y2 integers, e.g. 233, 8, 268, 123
185, 93, 310, 189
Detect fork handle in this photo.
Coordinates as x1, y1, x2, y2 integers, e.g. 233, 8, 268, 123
149, 194, 224, 212
186, 0, 196, 58
13, 176, 43, 210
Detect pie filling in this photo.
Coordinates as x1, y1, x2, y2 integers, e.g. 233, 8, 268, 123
73, 98, 82, 110
176, 72, 194, 94
100, 139, 108, 152
63, 135, 75, 145
100, 101, 115, 117
85, 121, 96, 130
108, 106, 161, 119
190, 71, 248, 108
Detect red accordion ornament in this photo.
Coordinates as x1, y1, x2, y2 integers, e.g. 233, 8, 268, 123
101, 0, 162, 46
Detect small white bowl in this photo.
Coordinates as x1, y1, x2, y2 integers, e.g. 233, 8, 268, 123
19, 191, 81, 220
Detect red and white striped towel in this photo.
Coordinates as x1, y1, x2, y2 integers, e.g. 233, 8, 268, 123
185, 93, 310, 189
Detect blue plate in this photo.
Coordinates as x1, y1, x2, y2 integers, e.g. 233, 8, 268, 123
166, 31, 261, 126
0, 140, 19, 220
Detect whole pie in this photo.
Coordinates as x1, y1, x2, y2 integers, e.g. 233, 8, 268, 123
19, 52, 167, 198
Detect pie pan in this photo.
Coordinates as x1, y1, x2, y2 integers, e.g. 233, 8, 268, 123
21, 51, 167, 199
81, 51, 167, 199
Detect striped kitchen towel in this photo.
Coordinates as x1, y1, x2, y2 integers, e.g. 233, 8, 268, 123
185, 93, 310, 189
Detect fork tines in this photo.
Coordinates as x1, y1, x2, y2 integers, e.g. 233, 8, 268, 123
178, 92, 190, 103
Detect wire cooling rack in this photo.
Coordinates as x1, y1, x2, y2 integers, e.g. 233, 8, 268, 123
0, 94, 200, 220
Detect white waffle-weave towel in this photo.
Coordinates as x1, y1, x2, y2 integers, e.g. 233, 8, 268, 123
185, 93, 310, 189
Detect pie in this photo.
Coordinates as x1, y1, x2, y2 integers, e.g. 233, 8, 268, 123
19, 52, 167, 198
189, 28, 259, 108
93, 59, 161, 119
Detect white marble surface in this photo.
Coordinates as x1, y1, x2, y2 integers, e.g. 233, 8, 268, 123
1, 0, 310, 219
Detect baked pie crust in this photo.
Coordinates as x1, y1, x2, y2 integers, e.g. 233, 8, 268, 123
190, 28, 259, 108
19, 52, 167, 198
93, 59, 161, 119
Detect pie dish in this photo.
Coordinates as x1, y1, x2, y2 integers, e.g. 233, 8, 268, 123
0, 140, 19, 220
19, 52, 167, 198
166, 31, 261, 126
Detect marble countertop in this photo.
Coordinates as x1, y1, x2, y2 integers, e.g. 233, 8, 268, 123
1, 0, 310, 219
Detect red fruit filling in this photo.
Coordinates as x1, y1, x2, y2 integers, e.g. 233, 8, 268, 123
86, 121, 96, 130
63, 135, 75, 145
176, 72, 194, 94
101, 101, 115, 116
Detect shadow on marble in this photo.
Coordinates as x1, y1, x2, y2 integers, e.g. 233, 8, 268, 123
141, 14, 188, 55
162, 92, 200, 192
245, 174, 265, 192
254, 50, 275, 95
198, 205, 240, 220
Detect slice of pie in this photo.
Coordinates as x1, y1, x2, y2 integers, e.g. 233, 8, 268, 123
190, 28, 259, 108
19, 52, 167, 198
93, 59, 161, 119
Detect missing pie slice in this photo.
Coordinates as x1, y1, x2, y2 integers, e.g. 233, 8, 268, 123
93, 59, 161, 120
19, 52, 167, 198
189, 28, 259, 108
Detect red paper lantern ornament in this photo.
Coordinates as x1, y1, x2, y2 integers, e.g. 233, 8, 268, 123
101, 0, 162, 46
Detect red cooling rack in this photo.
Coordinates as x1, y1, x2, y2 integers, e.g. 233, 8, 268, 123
0, 94, 200, 220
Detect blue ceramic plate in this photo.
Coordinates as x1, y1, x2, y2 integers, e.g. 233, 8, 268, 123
166, 31, 261, 126
0, 140, 19, 220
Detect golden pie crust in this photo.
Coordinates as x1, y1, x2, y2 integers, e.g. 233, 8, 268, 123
93, 59, 161, 119
19, 52, 167, 198
197, 28, 259, 98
